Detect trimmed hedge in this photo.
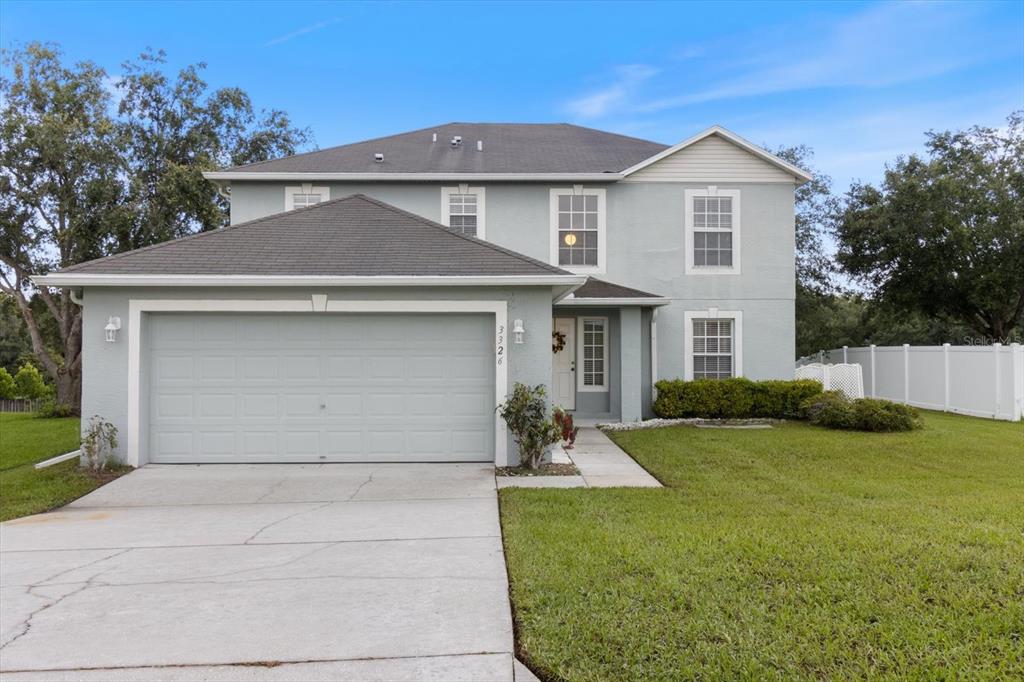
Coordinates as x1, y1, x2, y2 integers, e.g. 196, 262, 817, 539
800, 393, 922, 432
653, 378, 823, 419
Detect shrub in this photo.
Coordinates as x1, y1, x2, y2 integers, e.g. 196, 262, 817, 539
801, 391, 857, 429
81, 415, 119, 472
801, 393, 922, 432
653, 378, 823, 419
751, 379, 824, 418
553, 407, 579, 448
851, 398, 922, 432
13, 363, 48, 399
36, 399, 78, 418
497, 383, 561, 469
0, 367, 15, 399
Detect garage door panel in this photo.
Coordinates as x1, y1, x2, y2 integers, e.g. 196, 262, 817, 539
148, 313, 494, 463
282, 356, 320, 381
199, 356, 237, 382
326, 356, 363, 379
325, 393, 363, 417
241, 394, 278, 419
155, 356, 194, 382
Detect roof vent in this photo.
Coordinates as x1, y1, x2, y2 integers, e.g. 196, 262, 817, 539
432, 132, 437, 143
476, 140, 483, 152
450, 135, 462, 147
374, 153, 384, 163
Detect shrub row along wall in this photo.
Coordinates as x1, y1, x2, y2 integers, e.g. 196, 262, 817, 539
653, 378, 822, 419
799, 344, 1023, 422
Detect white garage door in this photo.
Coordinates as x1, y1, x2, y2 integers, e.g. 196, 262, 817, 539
146, 313, 495, 463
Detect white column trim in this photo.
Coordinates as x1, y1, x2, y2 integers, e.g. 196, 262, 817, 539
127, 298, 510, 468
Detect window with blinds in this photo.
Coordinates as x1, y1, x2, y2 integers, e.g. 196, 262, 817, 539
448, 193, 478, 236
693, 196, 733, 267
692, 318, 733, 379
291, 193, 323, 209
557, 194, 599, 267
581, 318, 607, 389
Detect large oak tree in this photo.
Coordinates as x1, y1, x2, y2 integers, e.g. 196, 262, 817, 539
0, 44, 311, 410
834, 113, 1024, 341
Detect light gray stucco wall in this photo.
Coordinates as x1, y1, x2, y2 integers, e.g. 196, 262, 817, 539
228, 179, 796, 384
80, 285, 553, 466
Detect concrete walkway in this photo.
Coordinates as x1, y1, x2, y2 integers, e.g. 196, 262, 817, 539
497, 427, 662, 489
0, 464, 516, 681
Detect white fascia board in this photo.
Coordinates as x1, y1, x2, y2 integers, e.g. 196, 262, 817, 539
556, 296, 672, 307
620, 125, 813, 183
32, 274, 588, 288
203, 172, 623, 183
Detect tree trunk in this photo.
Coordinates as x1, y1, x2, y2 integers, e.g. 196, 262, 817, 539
53, 365, 82, 415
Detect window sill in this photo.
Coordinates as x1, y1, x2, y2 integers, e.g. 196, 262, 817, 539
685, 267, 741, 276
558, 265, 605, 275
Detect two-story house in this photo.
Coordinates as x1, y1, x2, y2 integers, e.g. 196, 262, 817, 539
38, 123, 811, 466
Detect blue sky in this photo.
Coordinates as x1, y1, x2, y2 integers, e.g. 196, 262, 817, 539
1, 0, 1022, 191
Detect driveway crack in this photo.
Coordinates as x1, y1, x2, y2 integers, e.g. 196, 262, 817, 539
1, 570, 108, 651
242, 502, 333, 544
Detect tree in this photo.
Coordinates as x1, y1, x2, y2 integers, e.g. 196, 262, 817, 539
835, 112, 1024, 341
13, 363, 48, 399
0, 44, 126, 411
0, 367, 15, 399
774, 145, 838, 295
114, 50, 311, 249
0, 43, 311, 411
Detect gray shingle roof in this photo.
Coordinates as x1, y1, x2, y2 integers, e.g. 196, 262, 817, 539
572, 277, 662, 299
225, 123, 668, 175
59, 195, 573, 277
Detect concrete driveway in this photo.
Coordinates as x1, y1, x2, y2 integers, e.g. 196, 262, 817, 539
0, 464, 516, 681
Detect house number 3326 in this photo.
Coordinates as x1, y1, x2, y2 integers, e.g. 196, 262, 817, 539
496, 325, 505, 365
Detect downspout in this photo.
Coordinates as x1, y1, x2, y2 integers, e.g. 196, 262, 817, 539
69, 289, 84, 306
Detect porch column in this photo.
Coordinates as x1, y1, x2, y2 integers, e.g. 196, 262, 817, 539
620, 307, 642, 422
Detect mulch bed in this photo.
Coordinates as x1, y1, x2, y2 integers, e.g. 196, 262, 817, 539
496, 463, 580, 477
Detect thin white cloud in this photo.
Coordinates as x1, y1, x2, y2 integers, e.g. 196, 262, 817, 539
564, 64, 658, 119
640, 2, 1010, 112
265, 17, 342, 47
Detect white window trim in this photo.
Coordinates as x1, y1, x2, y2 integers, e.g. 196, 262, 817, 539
549, 187, 606, 274
576, 315, 609, 392
684, 187, 741, 275
683, 309, 743, 380
440, 185, 486, 239
285, 184, 330, 211
126, 298, 509, 468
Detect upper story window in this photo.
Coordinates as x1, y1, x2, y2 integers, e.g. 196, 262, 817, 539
684, 310, 743, 380
549, 187, 606, 273
685, 188, 741, 275
441, 186, 486, 238
285, 185, 330, 212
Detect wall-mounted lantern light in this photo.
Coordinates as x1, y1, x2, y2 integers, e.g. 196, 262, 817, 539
104, 316, 121, 343
512, 319, 525, 344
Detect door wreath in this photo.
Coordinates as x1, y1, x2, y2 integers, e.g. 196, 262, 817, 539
552, 329, 567, 353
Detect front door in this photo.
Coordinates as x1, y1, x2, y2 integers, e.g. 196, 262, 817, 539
552, 317, 576, 410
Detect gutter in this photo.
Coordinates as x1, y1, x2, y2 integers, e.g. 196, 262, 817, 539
32, 273, 588, 289
202, 172, 624, 183
555, 296, 672, 307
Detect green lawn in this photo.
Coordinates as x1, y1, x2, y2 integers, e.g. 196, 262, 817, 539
500, 412, 1024, 680
0, 412, 117, 522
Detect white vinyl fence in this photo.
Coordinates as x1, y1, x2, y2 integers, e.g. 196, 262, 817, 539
798, 344, 1024, 422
